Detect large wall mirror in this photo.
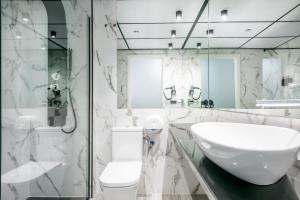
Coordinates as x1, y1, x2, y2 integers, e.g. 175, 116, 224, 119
116, 0, 300, 110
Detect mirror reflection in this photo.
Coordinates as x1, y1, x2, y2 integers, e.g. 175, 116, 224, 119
117, 0, 300, 109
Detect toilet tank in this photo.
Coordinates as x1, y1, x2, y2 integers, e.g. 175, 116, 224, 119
112, 126, 143, 162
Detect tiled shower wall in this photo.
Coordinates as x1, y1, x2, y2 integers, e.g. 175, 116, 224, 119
1, 0, 91, 199
1, 1, 48, 199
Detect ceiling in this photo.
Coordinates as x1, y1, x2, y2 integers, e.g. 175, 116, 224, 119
116, 0, 300, 50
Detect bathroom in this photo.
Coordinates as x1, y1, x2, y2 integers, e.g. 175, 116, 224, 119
1, 0, 300, 199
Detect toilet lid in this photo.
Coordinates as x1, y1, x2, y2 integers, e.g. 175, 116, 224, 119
99, 161, 142, 187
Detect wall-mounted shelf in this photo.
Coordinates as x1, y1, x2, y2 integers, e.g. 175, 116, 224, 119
1, 161, 62, 184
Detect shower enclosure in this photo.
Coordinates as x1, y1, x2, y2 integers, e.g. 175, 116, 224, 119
1, 0, 92, 199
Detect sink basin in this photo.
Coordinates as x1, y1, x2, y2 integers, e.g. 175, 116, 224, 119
191, 122, 300, 185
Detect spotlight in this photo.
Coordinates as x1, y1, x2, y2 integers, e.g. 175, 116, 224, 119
168, 43, 173, 49
206, 29, 214, 37
221, 9, 228, 20
16, 32, 22, 39
197, 43, 201, 49
41, 42, 47, 50
22, 14, 29, 22
176, 10, 182, 21
171, 30, 176, 38
50, 31, 56, 39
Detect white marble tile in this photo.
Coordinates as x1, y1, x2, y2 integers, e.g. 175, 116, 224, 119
265, 49, 300, 99
1, 0, 92, 199
2, 1, 300, 200
92, 0, 117, 198
117, 49, 265, 109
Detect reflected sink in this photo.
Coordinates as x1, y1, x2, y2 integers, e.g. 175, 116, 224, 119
191, 122, 300, 185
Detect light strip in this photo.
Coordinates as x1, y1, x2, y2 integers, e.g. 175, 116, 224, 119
288, 83, 300, 88
256, 99, 300, 108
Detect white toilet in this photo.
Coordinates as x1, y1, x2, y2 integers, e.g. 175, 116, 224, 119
99, 126, 143, 200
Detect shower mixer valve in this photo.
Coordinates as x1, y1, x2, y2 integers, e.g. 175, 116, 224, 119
48, 84, 62, 107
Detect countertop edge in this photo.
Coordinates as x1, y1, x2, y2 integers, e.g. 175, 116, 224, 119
170, 129, 217, 200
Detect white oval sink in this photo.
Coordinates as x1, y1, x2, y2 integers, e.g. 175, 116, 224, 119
191, 122, 300, 185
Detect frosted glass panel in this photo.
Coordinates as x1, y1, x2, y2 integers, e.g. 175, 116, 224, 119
129, 56, 162, 108
209, 58, 236, 108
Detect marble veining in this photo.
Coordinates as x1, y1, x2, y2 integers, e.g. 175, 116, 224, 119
265, 49, 300, 99
170, 123, 300, 200
117, 49, 264, 109
92, 0, 117, 199
2, 1, 300, 200
1, 0, 91, 199
115, 107, 300, 198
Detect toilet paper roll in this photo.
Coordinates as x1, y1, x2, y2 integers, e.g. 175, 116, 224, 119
144, 115, 164, 130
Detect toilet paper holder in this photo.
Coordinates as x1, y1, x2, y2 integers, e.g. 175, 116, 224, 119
144, 115, 164, 130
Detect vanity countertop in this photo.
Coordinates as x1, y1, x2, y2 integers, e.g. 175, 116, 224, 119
169, 123, 300, 200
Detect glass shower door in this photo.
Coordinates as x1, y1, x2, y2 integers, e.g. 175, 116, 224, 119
1, 0, 91, 199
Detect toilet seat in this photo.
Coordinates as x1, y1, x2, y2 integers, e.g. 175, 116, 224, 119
99, 161, 142, 188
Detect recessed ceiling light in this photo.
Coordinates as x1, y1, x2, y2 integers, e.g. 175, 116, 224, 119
221, 9, 228, 20
41, 43, 47, 50
176, 10, 182, 21
16, 32, 22, 39
197, 43, 201, 49
50, 31, 56, 39
171, 30, 176, 38
22, 13, 29, 22
206, 29, 214, 37
168, 43, 173, 49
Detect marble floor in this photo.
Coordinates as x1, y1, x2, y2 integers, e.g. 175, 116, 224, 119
137, 194, 209, 200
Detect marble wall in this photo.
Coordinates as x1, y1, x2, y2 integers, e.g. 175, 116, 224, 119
115, 108, 209, 196
1, 0, 91, 199
1, 1, 48, 199
117, 49, 264, 109
265, 49, 300, 99
92, 1, 204, 198
96, 6, 300, 200
92, 0, 117, 198
1, 0, 48, 109
118, 50, 203, 109
262, 58, 282, 99
114, 107, 300, 197
114, 48, 300, 198
2, 1, 300, 200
